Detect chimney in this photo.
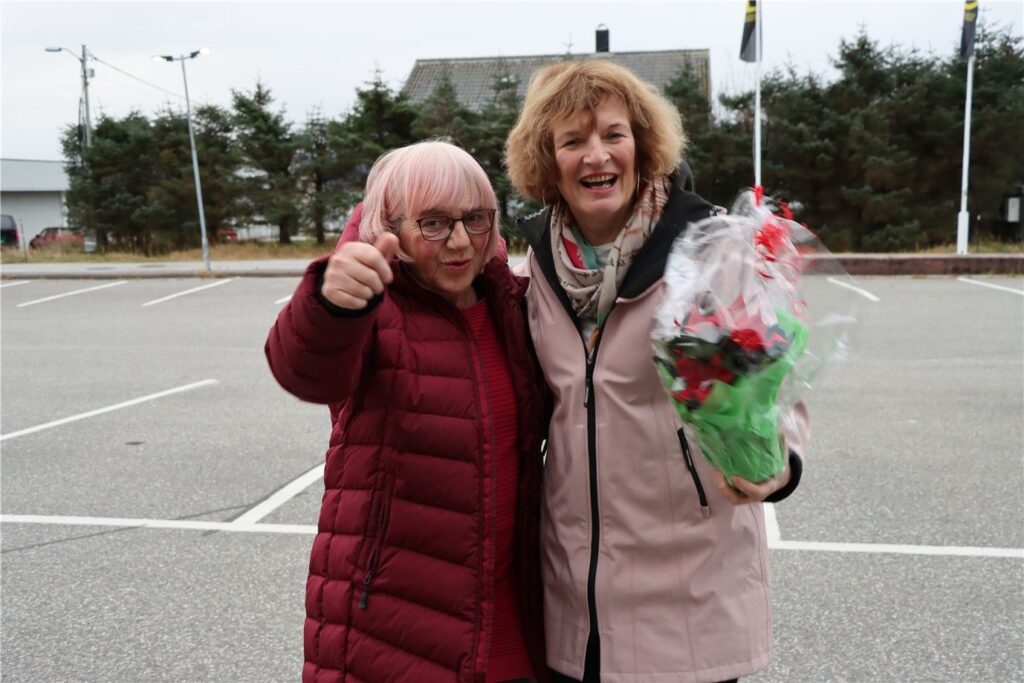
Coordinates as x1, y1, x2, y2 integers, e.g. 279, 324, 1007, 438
595, 24, 610, 53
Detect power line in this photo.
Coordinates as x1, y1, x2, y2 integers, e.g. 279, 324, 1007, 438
88, 52, 185, 101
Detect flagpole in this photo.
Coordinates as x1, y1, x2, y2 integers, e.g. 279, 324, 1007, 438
754, 0, 762, 188
956, 53, 975, 255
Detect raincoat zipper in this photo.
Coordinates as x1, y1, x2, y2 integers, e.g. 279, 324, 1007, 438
678, 428, 711, 519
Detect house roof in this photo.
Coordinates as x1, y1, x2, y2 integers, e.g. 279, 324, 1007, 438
1, 158, 69, 192
402, 49, 710, 111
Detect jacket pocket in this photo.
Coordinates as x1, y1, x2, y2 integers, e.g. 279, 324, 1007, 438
359, 475, 394, 609
678, 428, 710, 519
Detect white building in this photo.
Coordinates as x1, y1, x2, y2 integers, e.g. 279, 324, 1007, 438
0, 158, 69, 240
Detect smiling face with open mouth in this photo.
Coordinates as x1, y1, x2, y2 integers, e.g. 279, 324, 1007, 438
551, 96, 638, 245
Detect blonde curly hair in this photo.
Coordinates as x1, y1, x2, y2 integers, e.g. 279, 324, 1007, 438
505, 59, 686, 204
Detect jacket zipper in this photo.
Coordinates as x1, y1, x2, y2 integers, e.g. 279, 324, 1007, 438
359, 479, 391, 609
678, 429, 711, 519
583, 330, 605, 674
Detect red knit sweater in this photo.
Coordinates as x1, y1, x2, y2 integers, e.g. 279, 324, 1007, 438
462, 299, 533, 683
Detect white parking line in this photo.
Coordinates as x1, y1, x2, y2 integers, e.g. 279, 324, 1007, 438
2, 513, 1020, 559
231, 463, 325, 526
773, 539, 1023, 559
0, 514, 316, 535
0, 280, 32, 289
957, 277, 1024, 296
16, 280, 128, 308
763, 503, 780, 544
141, 278, 234, 307
275, 295, 292, 305
0, 379, 218, 441
826, 277, 880, 302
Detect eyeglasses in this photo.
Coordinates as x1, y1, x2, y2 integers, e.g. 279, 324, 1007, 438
412, 209, 496, 241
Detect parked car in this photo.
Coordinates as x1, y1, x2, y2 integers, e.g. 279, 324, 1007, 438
216, 227, 239, 241
1, 214, 20, 247
29, 227, 84, 249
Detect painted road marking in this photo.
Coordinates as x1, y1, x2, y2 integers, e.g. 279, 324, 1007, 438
16, 281, 128, 308
0, 514, 315, 535
772, 539, 1022, 559
0, 379, 218, 441
230, 463, 325, 526
957, 277, 1024, 296
141, 278, 234, 307
2, 513, 1020, 559
0, 280, 32, 289
827, 277, 880, 302
764, 503, 780, 544
275, 295, 292, 305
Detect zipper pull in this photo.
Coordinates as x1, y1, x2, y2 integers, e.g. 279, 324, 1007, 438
359, 570, 376, 609
584, 356, 595, 408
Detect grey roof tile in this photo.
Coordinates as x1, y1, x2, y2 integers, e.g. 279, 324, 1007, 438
403, 50, 710, 111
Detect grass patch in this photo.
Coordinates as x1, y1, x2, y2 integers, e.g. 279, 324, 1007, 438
917, 240, 1023, 254
0, 241, 332, 263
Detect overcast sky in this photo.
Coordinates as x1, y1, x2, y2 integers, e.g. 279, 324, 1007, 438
2, 0, 1021, 161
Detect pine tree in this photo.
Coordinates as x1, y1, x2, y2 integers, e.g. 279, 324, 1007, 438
232, 82, 299, 244
663, 64, 712, 182
192, 104, 242, 245
326, 70, 418, 218
296, 107, 338, 244
412, 68, 477, 146
71, 112, 158, 251
475, 63, 535, 238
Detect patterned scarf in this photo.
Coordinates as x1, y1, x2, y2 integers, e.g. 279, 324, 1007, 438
551, 176, 672, 350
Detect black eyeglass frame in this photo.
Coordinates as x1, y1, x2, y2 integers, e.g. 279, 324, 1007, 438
408, 209, 497, 242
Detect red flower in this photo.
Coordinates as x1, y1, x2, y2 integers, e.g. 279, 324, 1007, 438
730, 328, 764, 351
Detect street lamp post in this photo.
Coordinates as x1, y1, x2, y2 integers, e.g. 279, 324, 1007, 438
156, 49, 211, 272
45, 45, 93, 148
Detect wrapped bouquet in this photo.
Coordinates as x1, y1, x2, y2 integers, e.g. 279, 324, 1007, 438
652, 188, 854, 484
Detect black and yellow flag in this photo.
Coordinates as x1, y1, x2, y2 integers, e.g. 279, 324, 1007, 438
740, 0, 758, 63
960, 0, 978, 58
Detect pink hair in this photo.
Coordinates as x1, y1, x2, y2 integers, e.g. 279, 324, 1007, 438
359, 140, 500, 263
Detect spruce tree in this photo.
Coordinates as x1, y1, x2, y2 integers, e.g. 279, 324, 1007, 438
232, 82, 299, 244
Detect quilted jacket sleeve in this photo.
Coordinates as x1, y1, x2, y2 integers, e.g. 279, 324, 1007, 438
265, 255, 378, 405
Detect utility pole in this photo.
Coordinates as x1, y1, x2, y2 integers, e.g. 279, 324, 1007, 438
45, 44, 95, 252
45, 46, 92, 149
80, 45, 93, 148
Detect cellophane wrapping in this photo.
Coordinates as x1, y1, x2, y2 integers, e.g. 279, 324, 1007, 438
651, 189, 857, 483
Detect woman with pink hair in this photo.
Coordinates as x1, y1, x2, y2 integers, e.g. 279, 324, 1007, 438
267, 140, 547, 683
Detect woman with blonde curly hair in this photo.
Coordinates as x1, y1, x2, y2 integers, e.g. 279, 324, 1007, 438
506, 59, 809, 683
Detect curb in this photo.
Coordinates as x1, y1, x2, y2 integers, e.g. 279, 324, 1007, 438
0, 269, 304, 280
814, 254, 1024, 276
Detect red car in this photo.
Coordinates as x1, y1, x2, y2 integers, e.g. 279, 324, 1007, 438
29, 227, 84, 249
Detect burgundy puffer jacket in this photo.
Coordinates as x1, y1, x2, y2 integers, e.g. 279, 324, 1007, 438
266, 255, 547, 683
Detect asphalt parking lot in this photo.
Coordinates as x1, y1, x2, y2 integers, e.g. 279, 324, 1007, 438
1, 273, 1022, 682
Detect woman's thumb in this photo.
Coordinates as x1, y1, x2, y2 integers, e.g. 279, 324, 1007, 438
374, 232, 400, 260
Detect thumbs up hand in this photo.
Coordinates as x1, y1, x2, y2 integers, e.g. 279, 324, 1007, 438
321, 232, 400, 310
